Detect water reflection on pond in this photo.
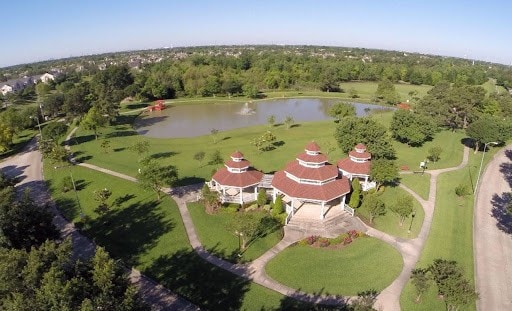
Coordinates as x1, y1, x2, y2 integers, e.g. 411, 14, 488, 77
134, 98, 391, 138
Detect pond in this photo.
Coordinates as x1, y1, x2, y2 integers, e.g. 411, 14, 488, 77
134, 98, 391, 138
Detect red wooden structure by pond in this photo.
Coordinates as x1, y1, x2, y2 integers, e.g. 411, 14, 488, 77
148, 100, 165, 112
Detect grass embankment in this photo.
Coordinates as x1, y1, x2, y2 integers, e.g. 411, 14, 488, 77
265, 237, 403, 296
356, 186, 424, 238
44, 163, 287, 310
187, 202, 282, 262
399, 149, 500, 311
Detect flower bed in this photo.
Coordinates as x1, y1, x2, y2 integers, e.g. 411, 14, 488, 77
297, 230, 365, 249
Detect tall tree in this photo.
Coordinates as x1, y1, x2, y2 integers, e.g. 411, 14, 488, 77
334, 117, 396, 160
0, 121, 13, 153
91, 65, 134, 118
391, 194, 414, 226
0, 189, 59, 250
81, 106, 108, 140
375, 79, 400, 104
328, 102, 356, 122
411, 268, 431, 303
370, 159, 399, 189
466, 115, 508, 152
361, 194, 386, 224
138, 159, 178, 200
390, 109, 437, 146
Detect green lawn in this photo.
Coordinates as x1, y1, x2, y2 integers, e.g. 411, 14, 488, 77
339, 81, 432, 103
187, 202, 282, 262
356, 186, 424, 238
43, 162, 292, 310
399, 173, 431, 200
69, 115, 342, 184
393, 130, 466, 171
70, 109, 467, 189
399, 149, 501, 311
266, 237, 403, 296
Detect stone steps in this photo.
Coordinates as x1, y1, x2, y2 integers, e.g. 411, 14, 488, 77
286, 212, 366, 238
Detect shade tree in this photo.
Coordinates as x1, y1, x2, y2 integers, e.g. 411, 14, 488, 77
334, 117, 396, 160
361, 194, 386, 224
328, 102, 356, 122
138, 159, 178, 200
390, 109, 437, 146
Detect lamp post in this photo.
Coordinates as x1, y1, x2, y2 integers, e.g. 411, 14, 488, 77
30, 115, 43, 141
474, 141, 498, 195
408, 209, 416, 233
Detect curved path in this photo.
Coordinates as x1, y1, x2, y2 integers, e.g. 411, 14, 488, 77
374, 146, 470, 310
474, 145, 512, 311
63, 127, 474, 310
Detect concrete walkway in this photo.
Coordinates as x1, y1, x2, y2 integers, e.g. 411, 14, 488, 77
374, 145, 470, 310
474, 145, 512, 311
63, 126, 477, 310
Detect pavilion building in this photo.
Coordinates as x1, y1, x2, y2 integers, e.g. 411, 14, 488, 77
209, 151, 264, 204
271, 142, 351, 221
337, 143, 376, 191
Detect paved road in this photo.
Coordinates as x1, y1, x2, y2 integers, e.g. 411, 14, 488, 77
0, 138, 198, 311
474, 146, 512, 311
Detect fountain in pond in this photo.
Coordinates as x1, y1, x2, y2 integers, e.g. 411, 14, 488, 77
239, 102, 255, 115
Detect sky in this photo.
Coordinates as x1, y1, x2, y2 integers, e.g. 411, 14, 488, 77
2, 0, 511, 67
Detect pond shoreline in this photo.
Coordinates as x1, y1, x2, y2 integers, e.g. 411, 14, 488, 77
134, 98, 394, 138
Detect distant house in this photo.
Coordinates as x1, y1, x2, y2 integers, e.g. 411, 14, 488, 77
0, 84, 13, 95
40, 72, 56, 83
0, 77, 34, 95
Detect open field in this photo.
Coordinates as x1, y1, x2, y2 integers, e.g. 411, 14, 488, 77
265, 237, 403, 296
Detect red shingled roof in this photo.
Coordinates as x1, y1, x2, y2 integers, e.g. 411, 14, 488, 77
231, 151, 244, 159
337, 157, 371, 176
212, 168, 264, 188
355, 143, 367, 150
272, 171, 350, 202
285, 161, 338, 181
305, 141, 321, 152
349, 150, 371, 160
296, 152, 328, 164
225, 159, 251, 169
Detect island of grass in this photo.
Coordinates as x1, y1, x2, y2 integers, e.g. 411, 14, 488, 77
187, 202, 282, 262
266, 236, 403, 296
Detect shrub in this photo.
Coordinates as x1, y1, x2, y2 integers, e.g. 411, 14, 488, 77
318, 238, 330, 247
348, 230, 359, 238
330, 235, 344, 245
455, 184, 470, 197
305, 235, 319, 245
343, 236, 353, 245
224, 204, 239, 214
60, 176, 73, 193
273, 195, 284, 214
257, 188, 267, 207
272, 212, 287, 225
